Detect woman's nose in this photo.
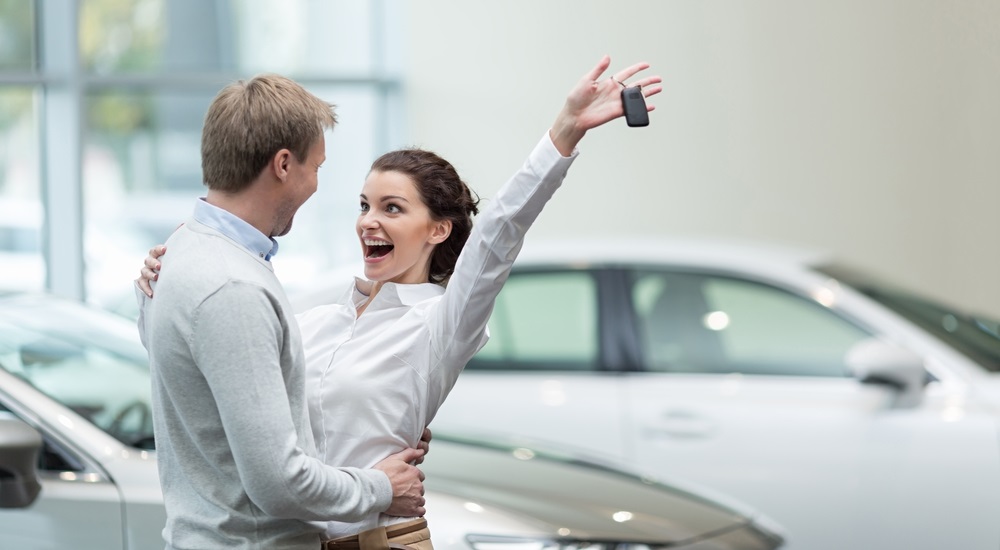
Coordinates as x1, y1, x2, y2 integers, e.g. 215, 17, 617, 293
360, 210, 379, 228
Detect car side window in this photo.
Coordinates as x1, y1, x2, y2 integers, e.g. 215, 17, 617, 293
0, 317, 154, 449
0, 401, 84, 473
631, 270, 873, 377
469, 270, 599, 371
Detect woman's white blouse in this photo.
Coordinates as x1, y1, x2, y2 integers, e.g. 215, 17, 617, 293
295, 133, 578, 538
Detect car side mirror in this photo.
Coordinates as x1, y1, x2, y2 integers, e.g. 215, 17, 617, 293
845, 338, 926, 409
0, 416, 43, 509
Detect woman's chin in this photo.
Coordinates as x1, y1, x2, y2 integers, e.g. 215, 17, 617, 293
363, 264, 391, 282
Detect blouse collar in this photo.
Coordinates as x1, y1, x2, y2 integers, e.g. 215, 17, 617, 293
343, 277, 445, 311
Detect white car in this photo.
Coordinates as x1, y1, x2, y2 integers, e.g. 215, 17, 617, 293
291, 238, 1000, 550
0, 291, 785, 550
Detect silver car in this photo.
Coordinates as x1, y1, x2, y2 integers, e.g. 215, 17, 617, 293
291, 238, 1000, 550
0, 291, 784, 550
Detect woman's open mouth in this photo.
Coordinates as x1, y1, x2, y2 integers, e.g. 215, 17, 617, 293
364, 238, 394, 259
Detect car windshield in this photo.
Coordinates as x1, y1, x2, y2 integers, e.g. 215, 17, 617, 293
816, 263, 1000, 373
0, 293, 154, 448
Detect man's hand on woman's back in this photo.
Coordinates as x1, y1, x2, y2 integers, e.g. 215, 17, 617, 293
374, 448, 426, 517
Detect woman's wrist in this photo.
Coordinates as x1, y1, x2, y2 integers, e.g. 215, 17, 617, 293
549, 108, 586, 157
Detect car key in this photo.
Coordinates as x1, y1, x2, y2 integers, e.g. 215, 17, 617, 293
621, 86, 649, 127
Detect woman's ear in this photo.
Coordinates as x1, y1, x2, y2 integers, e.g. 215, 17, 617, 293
429, 219, 452, 244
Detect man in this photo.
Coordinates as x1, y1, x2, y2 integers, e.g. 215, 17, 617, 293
137, 74, 425, 549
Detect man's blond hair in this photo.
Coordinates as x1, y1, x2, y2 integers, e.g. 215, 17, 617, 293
201, 74, 336, 192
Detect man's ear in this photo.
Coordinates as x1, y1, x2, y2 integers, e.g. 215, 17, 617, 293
429, 219, 452, 244
271, 149, 293, 181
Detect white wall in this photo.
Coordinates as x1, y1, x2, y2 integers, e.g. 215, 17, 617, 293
399, 0, 1000, 317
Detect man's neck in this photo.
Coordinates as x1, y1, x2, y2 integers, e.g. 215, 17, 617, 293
205, 188, 274, 237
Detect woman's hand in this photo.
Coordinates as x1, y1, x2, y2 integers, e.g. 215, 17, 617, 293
413, 427, 432, 465
550, 55, 663, 156
136, 245, 166, 298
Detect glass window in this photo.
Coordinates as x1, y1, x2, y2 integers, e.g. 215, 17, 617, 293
816, 262, 1000, 372
0, 87, 42, 293
82, 89, 210, 311
631, 270, 872, 377
470, 271, 599, 371
80, 0, 376, 75
0, 406, 87, 473
80, 0, 166, 73
6, 0, 397, 307
0, 0, 35, 71
232, 0, 376, 75
76, 0, 399, 312
85, 90, 206, 197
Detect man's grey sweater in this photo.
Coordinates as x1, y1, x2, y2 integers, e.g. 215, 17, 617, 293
139, 218, 391, 549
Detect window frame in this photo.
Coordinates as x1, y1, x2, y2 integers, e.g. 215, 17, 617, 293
0, 0, 403, 302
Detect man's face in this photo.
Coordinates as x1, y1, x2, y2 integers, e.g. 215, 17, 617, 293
274, 134, 326, 237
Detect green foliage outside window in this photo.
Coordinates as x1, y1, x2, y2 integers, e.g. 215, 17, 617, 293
0, 0, 35, 71
79, 0, 165, 73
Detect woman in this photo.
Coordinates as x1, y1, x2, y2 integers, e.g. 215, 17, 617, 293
138, 55, 662, 550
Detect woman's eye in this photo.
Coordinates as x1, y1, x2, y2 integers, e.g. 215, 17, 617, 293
386, 204, 401, 214
359, 203, 370, 213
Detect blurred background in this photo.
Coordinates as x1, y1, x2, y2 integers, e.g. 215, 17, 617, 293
1, 0, 998, 317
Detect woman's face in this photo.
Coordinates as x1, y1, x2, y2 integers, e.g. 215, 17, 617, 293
356, 170, 450, 284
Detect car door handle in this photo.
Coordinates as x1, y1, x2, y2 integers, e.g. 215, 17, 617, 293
643, 409, 717, 439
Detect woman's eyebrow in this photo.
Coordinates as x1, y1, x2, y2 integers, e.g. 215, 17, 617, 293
359, 193, 411, 203
380, 195, 410, 203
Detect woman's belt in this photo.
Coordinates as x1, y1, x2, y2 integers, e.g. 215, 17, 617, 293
323, 518, 429, 550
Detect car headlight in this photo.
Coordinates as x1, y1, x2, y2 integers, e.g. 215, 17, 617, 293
466, 535, 658, 550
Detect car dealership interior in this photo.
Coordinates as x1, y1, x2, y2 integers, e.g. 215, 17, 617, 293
2, 2, 1000, 550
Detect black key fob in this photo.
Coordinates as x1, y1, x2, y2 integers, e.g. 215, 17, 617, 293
621, 86, 649, 127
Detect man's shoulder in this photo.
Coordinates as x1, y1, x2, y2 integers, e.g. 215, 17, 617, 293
155, 231, 281, 304
164, 226, 268, 275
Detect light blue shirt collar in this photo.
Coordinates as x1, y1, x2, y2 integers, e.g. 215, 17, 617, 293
192, 198, 279, 261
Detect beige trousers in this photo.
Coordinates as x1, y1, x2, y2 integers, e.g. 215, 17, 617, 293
323, 518, 433, 550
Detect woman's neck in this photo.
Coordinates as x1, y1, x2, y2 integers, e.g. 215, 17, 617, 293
356, 280, 384, 317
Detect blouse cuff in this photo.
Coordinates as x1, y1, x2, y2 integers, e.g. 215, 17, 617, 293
531, 132, 579, 176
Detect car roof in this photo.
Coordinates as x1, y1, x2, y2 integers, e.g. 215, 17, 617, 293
514, 237, 833, 271
287, 238, 837, 312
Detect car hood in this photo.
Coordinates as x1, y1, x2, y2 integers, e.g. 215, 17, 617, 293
421, 435, 785, 548
98, 439, 784, 550
0, 371, 783, 550
971, 375, 1000, 414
